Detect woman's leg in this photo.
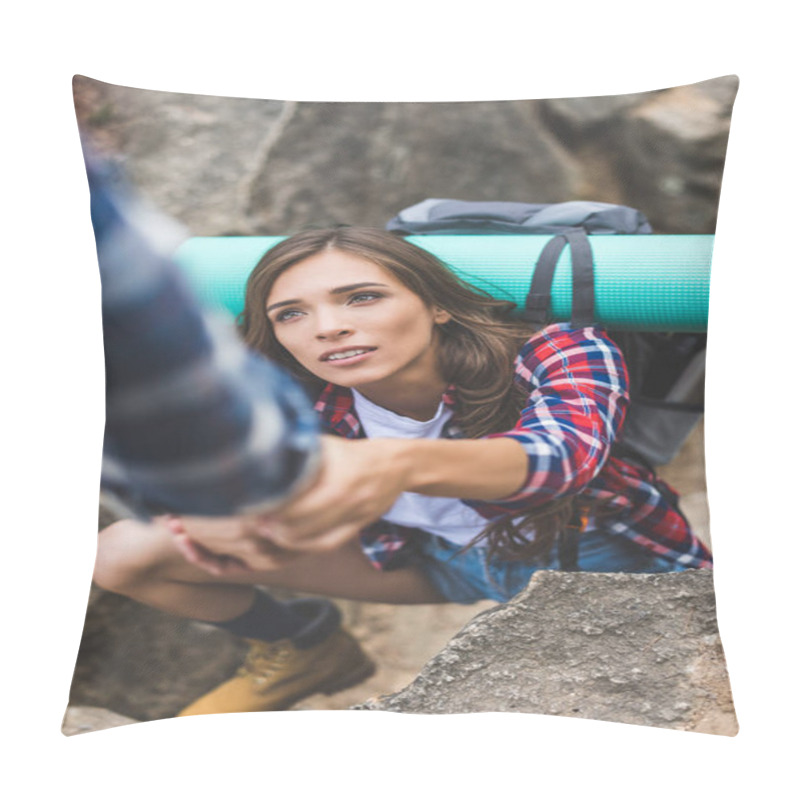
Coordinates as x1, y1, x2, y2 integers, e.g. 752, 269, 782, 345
94, 517, 444, 716
94, 517, 445, 617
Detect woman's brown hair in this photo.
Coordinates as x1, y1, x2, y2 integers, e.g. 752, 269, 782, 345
239, 227, 578, 561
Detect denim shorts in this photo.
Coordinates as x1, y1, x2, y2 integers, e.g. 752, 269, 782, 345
412, 529, 686, 604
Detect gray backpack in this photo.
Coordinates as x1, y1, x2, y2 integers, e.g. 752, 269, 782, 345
387, 198, 652, 236
386, 199, 705, 468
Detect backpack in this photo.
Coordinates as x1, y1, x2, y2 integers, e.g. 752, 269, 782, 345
386, 199, 706, 469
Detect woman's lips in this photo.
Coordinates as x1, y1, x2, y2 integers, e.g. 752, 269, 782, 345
319, 347, 376, 366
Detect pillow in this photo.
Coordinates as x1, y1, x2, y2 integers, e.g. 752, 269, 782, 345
66, 75, 738, 736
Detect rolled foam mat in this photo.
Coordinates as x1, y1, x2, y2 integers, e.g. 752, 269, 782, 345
174, 234, 713, 332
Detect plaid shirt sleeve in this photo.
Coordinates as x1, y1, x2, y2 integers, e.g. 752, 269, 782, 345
88, 154, 319, 519
465, 323, 628, 517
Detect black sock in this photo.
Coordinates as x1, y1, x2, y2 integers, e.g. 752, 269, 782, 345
213, 590, 312, 643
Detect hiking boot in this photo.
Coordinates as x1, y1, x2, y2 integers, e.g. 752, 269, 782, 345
176, 603, 375, 716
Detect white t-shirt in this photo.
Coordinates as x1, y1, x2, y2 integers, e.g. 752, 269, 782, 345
352, 389, 491, 547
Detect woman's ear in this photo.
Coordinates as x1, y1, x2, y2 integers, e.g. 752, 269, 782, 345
433, 307, 452, 325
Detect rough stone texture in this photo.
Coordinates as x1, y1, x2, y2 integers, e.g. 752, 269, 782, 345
540, 93, 647, 132
73, 75, 736, 237
246, 100, 582, 232
619, 78, 739, 233
73, 76, 287, 235
540, 76, 738, 232
358, 570, 737, 736
68, 589, 248, 721
62, 706, 137, 736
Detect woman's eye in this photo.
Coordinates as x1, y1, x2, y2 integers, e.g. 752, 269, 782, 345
274, 309, 303, 323
348, 292, 382, 304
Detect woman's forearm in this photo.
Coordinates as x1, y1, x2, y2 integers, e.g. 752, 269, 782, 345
389, 437, 530, 501
231, 436, 530, 552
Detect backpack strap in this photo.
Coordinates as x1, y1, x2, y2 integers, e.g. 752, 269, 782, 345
525, 229, 596, 571
523, 229, 595, 327
557, 527, 580, 571
557, 501, 589, 571
567, 230, 596, 326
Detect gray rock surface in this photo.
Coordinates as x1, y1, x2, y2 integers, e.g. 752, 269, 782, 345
540, 76, 738, 233
73, 75, 736, 236
72, 500, 247, 721
358, 569, 737, 736
619, 78, 739, 233
68, 589, 248, 721
74, 77, 286, 235
246, 100, 582, 232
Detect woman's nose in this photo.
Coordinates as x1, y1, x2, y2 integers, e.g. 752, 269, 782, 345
316, 327, 352, 341
315, 309, 353, 340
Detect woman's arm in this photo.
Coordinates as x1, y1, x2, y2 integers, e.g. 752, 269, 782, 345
465, 323, 629, 517
389, 436, 529, 498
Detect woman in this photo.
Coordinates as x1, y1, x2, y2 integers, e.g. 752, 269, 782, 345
95, 227, 711, 717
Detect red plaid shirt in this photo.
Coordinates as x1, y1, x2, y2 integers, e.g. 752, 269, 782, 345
314, 323, 713, 571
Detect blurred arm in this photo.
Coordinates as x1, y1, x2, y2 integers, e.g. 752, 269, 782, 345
87, 152, 319, 519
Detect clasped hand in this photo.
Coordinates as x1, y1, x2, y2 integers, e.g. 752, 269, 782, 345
169, 436, 410, 574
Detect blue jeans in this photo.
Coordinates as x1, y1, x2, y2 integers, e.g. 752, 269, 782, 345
413, 529, 686, 604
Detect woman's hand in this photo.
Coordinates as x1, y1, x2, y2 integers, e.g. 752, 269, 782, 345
250, 435, 529, 554
252, 435, 412, 553
163, 515, 298, 576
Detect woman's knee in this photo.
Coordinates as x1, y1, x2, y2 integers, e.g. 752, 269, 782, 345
94, 518, 178, 596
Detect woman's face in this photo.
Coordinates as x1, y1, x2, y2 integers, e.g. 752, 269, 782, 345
265, 249, 450, 391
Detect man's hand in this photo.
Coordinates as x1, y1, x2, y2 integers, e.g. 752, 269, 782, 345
250, 435, 411, 553
163, 435, 413, 568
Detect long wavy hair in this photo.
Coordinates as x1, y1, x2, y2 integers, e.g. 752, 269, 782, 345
239, 226, 578, 561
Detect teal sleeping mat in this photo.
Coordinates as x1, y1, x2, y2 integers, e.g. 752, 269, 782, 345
174, 235, 713, 332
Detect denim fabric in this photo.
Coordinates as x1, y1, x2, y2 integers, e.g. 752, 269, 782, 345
414, 529, 687, 604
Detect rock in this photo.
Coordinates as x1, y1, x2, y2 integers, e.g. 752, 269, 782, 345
73, 75, 736, 237
62, 706, 137, 736
246, 100, 582, 233
73, 76, 286, 235
619, 77, 738, 233
540, 76, 738, 232
75, 82, 583, 237
356, 570, 737, 736
540, 91, 648, 141
85, 501, 247, 719
68, 590, 247, 721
